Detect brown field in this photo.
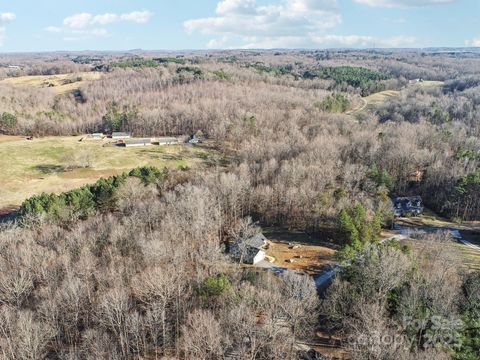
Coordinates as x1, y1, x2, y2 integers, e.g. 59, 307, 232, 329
363, 81, 444, 110
0, 72, 102, 94
264, 228, 337, 274
417, 80, 444, 88
364, 89, 400, 107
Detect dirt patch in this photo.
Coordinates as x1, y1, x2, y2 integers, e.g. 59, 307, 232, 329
264, 228, 337, 274
266, 242, 336, 274
313, 330, 350, 359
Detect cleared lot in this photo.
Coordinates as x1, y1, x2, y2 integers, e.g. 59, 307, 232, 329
263, 227, 337, 274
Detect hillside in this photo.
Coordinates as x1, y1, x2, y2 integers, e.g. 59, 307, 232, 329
0, 50, 479, 360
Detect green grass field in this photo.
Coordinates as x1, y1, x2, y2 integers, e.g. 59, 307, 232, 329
0, 135, 218, 212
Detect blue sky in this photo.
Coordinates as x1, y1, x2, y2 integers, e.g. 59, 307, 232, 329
0, 0, 478, 51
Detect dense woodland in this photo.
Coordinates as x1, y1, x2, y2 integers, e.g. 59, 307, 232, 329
0, 50, 479, 359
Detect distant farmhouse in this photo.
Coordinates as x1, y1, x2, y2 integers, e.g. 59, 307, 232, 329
231, 233, 268, 264
111, 132, 131, 139
393, 196, 424, 217
409, 78, 424, 84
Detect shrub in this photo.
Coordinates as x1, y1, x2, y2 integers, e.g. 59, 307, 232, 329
196, 274, 231, 299
0, 112, 17, 133
317, 93, 350, 113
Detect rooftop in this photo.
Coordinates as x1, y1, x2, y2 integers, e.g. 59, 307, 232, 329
245, 233, 268, 249
123, 138, 152, 145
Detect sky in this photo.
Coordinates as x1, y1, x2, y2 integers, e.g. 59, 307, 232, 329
0, 0, 478, 51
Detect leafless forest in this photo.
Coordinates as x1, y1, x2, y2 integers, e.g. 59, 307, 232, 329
0, 50, 479, 359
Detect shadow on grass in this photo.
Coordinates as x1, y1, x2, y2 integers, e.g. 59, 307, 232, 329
161, 154, 184, 161
264, 228, 316, 244
34, 164, 66, 174
263, 225, 341, 249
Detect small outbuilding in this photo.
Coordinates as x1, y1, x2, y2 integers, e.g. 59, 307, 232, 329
231, 233, 268, 265
155, 137, 179, 145
119, 138, 152, 147
85, 133, 104, 140
111, 132, 131, 139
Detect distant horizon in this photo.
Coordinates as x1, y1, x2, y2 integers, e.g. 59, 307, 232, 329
1, 46, 480, 55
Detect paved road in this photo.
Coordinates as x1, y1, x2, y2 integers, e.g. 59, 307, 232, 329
459, 238, 480, 252
314, 267, 338, 290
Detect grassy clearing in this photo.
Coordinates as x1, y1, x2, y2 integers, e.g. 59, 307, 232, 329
417, 80, 444, 89
263, 227, 337, 274
0, 135, 218, 211
396, 209, 457, 228
0, 72, 102, 94
397, 209, 480, 232
364, 89, 400, 107
396, 209, 480, 270
456, 244, 480, 271
361, 81, 443, 111
457, 230, 480, 271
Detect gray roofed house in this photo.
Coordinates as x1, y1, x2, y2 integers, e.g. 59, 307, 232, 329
392, 196, 424, 217
244, 233, 268, 250
231, 233, 268, 265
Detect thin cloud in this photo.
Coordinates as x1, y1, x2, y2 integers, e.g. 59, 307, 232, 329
465, 38, 480, 47
312, 34, 417, 48
47, 10, 153, 42
185, 0, 418, 49
119, 11, 152, 24
0, 12, 15, 46
63, 11, 153, 29
185, 0, 341, 48
63, 28, 109, 42
0, 12, 15, 23
45, 26, 62, 33
354, 0, 456, 8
